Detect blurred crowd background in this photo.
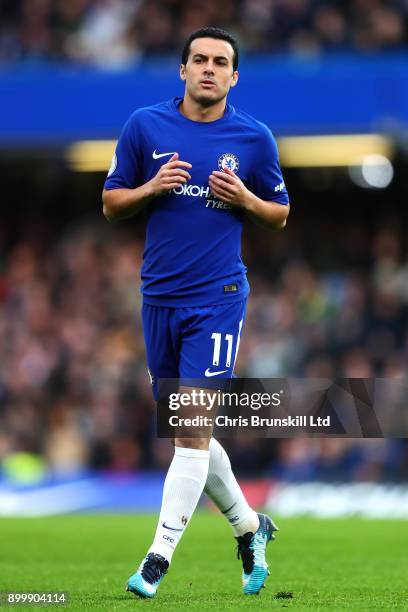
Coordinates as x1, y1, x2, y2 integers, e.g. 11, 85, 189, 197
1, 193, 407, 482
0, 0, 407, 67
0, 0, 408, 489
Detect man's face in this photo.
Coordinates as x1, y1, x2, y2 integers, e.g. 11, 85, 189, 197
180, 37, 238, 107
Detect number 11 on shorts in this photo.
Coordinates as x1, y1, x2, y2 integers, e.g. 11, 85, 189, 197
211, 319, 243, 369
211, 333, 233, 367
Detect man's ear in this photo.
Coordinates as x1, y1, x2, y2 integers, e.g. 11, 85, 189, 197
230, 70, 239, 88
180, 64, 186, 81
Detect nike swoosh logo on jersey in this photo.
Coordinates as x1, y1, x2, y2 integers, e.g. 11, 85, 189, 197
162, 522, 184, 531
204, 368, 229, 377
152, 150, 176, 159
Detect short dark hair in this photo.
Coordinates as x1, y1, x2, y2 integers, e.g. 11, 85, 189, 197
181, 27, 239, 71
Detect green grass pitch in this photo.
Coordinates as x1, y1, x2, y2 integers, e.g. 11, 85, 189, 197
1, 513, 407, 611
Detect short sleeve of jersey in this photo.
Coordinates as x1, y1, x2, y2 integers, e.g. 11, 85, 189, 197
247, 124, 289, 205
104, 112, 143, 190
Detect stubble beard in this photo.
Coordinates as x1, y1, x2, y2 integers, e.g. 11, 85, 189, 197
193, 88, 225, 108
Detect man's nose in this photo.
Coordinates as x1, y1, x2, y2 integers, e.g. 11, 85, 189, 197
203, 62, 215, 73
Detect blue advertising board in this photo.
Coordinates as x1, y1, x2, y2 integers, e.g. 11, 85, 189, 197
0, 54, 407, 144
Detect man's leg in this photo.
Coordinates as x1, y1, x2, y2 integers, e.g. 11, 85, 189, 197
204, 437, 278, 595
127, 433, 211, 598
205, 437, 259, 536
128, 306, 211, 598
144, 389, 215, 561
146, 438, 210, 563
126, 385, 213, 599
175, 299, 278, 594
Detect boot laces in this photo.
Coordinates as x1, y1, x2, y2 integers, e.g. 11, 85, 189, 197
236, 532, 254, 574
141, 553, 169, 584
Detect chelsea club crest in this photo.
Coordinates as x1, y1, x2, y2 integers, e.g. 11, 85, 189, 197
218, 153, 240, 173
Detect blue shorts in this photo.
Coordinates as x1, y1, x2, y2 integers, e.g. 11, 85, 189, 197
142, 299, 247, 400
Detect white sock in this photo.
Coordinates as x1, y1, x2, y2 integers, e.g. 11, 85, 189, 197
148, 446, 210, 563
204, 438, 259, 537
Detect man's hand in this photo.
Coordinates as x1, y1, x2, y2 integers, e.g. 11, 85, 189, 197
148, 153, 192, 197
102, 153, 192, 222
209, 166, 290, 229
208, 166, 248, 208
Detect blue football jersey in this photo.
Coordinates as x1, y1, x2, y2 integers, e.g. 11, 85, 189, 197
104, 97, 289, 307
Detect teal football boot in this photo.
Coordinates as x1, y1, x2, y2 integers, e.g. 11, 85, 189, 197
236, 513, 278, 595
126, 552, 169, 599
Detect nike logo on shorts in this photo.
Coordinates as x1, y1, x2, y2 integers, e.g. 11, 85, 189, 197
152, 150, 176, 159
204, 368, 229, 377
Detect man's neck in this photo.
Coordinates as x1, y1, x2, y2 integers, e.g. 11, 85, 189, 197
179, 94, 227, 123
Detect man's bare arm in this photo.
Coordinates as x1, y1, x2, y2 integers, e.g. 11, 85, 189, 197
103, 185, 154, 222
102, 153, 192, 222
244, 194, 290, 230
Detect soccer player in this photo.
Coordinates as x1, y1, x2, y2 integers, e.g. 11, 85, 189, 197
102, 27, 290, 598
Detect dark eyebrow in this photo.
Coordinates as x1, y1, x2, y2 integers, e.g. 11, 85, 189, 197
192, 53, 229, 62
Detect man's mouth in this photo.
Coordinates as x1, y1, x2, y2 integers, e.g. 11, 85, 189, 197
200, 80, 216, 87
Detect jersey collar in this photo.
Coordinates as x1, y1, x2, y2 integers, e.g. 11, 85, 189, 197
171, 97, 234, 124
